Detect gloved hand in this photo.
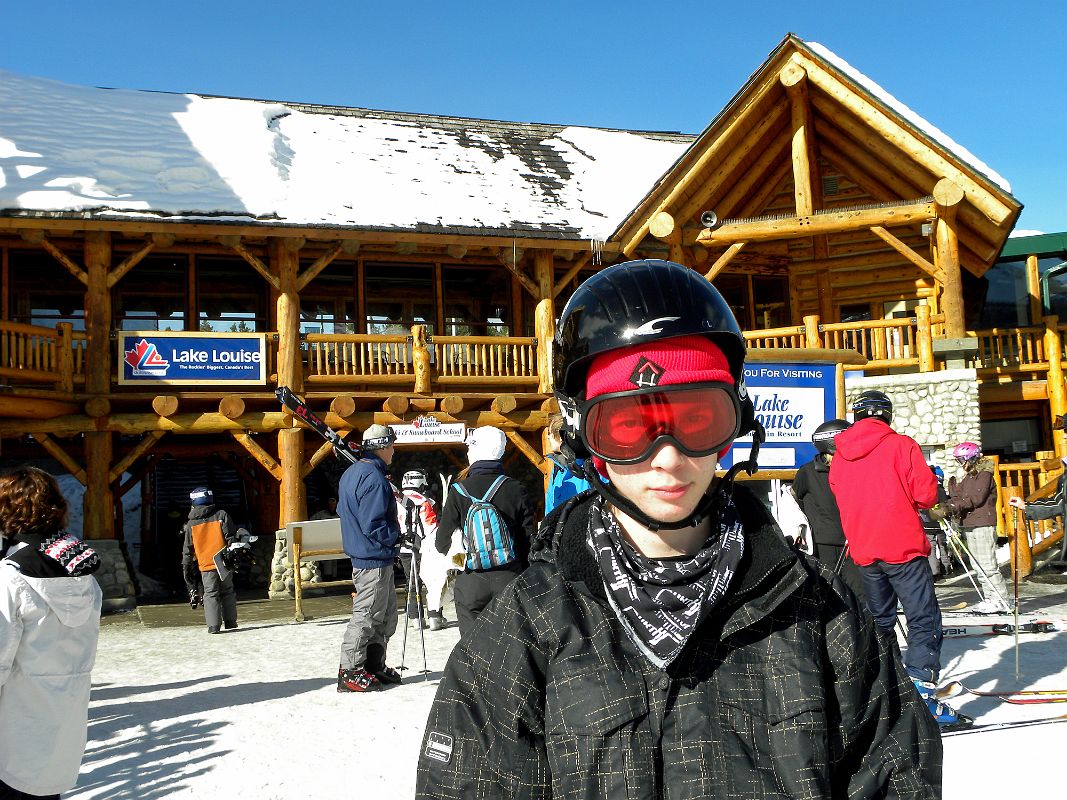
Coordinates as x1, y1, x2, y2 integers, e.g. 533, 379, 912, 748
189, 590, 202, 610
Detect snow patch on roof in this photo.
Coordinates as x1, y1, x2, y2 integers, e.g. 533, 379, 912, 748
0, 69, 689, 239
806, 42, 1011, 194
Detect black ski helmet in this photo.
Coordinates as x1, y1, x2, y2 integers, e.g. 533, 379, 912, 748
812, 419, 850, 455
552, 259, 763, 531
852, 390, 893, 422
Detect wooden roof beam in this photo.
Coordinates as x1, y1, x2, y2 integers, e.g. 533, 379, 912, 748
870, 225, 943, 282
20, 230, 88, 284
703, 242, 747, 281
106, 238, 156, 289
697, 200, 935, 246
792, 51, 1014, 227
674, 103, 790, 226
709, 129, 792, 223
221, 235, 281, 290
620, 89, 783, 256
810, 95, 1006, 252
497, 248, 540, 299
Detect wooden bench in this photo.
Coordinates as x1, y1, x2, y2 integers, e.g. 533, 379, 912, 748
277, 519, 352, 621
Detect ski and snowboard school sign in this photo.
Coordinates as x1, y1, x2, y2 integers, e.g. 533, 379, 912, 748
118, 332, 267, 386
718, 362, 837, 471
392, 415, 467, 444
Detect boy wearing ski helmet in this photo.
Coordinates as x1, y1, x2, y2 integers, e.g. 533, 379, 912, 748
792, 419, 865, 601
946, 442, 1011, 612
829, 390, 968, 728
181, 486, 239, 634
398, 469, 449, 630
336, 424, 404, 692
417, 260, 939, 798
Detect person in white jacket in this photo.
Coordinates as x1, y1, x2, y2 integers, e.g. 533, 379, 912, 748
0, 466, 103, 799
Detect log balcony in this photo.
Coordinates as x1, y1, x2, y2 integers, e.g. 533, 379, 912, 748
2, 316, 1065, 398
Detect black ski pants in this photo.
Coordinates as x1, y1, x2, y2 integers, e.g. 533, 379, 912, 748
861, 555, 943, 683
453, 567, 521, 638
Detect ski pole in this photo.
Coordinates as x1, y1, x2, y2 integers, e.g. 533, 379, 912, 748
1012, 506, 1021, 679
399, 555, 415, 672
943, 523, 987, 602
410, 545, 430, 677
943, 520, 1012, 608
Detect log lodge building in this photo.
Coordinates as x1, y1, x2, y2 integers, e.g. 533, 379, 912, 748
1, 34, 1062, 601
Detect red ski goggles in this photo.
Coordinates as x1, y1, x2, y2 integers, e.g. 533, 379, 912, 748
580, 383, 740, 465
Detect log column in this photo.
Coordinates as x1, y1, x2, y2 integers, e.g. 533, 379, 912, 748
534, 251, 555, 395
82, 232, 113, 540
1045, 315, 1067, 458
933, 179, 966, 339
273, 238, 307, 525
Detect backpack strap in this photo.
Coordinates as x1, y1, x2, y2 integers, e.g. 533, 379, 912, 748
481, 475, 508, 504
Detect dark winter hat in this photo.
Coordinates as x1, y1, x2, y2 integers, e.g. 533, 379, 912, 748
189, 486, 214, 506
41, 533, 101, 577
362, 424, 397, 451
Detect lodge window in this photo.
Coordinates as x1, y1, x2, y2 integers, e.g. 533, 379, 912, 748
113, 256, 187, 331
709, 273, 790, 330
300, 260, 356, 334
442, 265, 511, 336
196, 257, 268, 332
364, 263, 435, 335
8, 250, 86, 329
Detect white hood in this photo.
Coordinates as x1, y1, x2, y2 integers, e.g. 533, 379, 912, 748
18, 573, 101, 628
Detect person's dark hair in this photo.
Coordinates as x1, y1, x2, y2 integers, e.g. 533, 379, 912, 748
0, 466, 68, 539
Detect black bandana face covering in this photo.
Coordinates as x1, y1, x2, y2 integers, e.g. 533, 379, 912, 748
587, 496, 744, 668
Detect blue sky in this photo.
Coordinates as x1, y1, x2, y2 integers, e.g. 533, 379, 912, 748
3, 1, 1063, 234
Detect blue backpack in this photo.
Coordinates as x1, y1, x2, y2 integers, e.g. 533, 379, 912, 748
454, 476, 515, 570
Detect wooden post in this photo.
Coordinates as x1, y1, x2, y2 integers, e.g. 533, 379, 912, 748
780, 63, 816, 218
933, 179, 966, 339
803, 314, 822, 348
534, 251, 555, 395
1044, 315, 1066, 458
916, 303, 934, 372
817, 272, 834, 322
82, 231, 114, 540
56, 322, 74, 393
272, 238, 307, 527
1027, 254, 1042, 324
835, 363, 846, 418
292, 526, 306, 622
412, 324, 431, 393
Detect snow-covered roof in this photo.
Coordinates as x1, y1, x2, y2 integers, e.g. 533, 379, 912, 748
0, 69, 692, 240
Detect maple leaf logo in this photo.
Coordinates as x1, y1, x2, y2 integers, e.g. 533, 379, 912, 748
123, 339, 169, 375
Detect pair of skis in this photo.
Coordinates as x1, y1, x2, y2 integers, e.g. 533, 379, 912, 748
936, 681, 1067, 735
276, 386, 361, 465
941, 620, 1058, 639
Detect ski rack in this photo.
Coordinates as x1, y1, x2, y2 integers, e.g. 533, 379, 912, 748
276, 386, 361, 465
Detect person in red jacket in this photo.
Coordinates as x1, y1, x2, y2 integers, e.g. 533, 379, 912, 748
829, 389, 968, 728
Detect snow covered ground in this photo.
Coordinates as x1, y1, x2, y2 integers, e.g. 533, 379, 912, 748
72, 586, 1067, 799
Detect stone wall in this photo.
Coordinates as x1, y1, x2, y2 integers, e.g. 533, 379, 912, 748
92, 539, 137, 612
268, 533, 325, 600
844, 368, 981, 484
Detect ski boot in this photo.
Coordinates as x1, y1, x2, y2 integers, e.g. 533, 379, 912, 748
971, 598, 1012, 615
337, 665, 382, 693
913, 679, 973, 731
427, 610, 447, 631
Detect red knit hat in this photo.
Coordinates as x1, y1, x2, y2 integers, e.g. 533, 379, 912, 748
584, 335, 735, 471
585, 335, 733, 399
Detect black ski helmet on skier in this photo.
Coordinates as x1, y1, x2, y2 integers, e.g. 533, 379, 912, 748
812, 419, 850, 455
852, 390, 894, 423
552, 259, 763, 531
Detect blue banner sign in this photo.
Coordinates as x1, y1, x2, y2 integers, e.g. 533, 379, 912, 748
118, 332, 267, 386
719, 362, 836, 471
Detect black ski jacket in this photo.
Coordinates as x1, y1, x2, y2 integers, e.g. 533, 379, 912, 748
792, 456, 847, 546
416, 487, 941, 799
436, 460, 536, 570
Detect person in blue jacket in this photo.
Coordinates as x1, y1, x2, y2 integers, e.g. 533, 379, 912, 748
544, 412, 591, 513
336, 424, 404, 693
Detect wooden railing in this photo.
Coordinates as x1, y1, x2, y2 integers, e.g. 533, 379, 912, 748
303, 334, 414, 385
970, 321, 1066, 373
743, 311, 937, 373
0, 321, 87, 390
997, 456, 1064, 578
432, 335, 539, 386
